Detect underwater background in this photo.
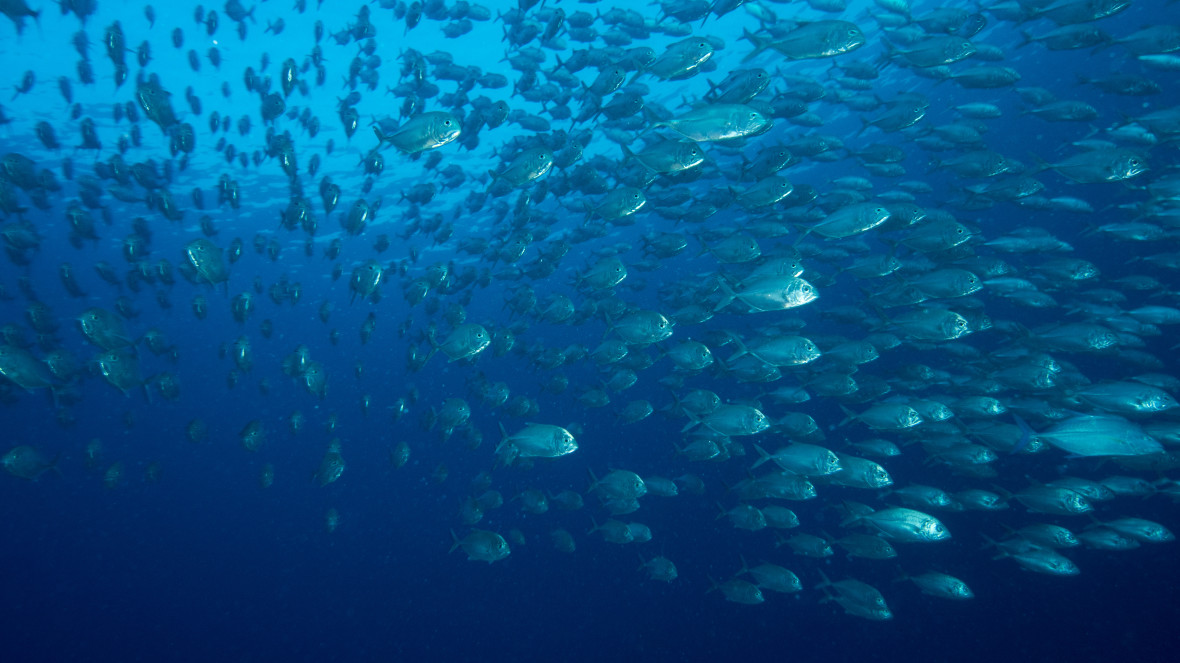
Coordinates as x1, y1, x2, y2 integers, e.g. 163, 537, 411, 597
2, 0, 1180, 661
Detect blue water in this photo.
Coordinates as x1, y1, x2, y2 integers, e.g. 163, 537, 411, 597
2, 0, 1179, 661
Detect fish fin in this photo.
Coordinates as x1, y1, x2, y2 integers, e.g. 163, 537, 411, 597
618, 142, 635, 159
712, 276, 738, 313
751, 443, 772, 470
815, 569, 832, 591
713, 502, 728, 521
988, 484, 1014, 500
740, 28, 768, 63
980, 533, 1005, 555
1027, 151, 1053, 175
1010, 413, 1034, 455
585, 468, 600, 495
836, 404, 856, 428
838, 512, 865, 528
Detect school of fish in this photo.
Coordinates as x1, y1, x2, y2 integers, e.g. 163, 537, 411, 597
2, 0, 1180, 621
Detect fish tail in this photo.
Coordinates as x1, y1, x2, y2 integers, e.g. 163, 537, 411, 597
712, 356, 730, 380
1027, 150, 1052, 174
1010, 413, 1033, 455
988, 483, 1014, 500
712, 276, 737, 313
815, 569, 833, 591
740, 28, 767, 63
876, 41, 899, 70
713, 501, 728, 520
980, 533, 1006, 556
635, 553, 649, 573
751, 443, 772, 470
585, 468, 600, 495
854, 115, 872, 138
836, 404, 856, 428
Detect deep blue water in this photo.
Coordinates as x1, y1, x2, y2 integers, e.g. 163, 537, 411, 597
2, 0, 1180, 661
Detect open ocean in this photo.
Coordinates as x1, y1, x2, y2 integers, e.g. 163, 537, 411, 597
2, 0, 1179, 661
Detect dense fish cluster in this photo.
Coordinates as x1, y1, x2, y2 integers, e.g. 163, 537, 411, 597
3, 0, 1180, 624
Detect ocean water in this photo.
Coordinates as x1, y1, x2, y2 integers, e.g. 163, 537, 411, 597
1, 1, 1179, 661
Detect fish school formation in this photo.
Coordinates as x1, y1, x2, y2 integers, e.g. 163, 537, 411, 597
2, 0, 1180, 622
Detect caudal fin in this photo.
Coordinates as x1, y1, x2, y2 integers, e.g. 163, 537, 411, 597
751, 443, 773, 470
712, 276, 738, 313
740, 28, 768, 63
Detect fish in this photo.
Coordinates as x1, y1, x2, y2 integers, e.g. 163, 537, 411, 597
1036, 415, 1164, 457
487, 147, 553, 188
816, 571, 892, 620
184, 239, 230, 287
312, 440, 346, 486
841, 507, 951, 543
427, 323, 491, 363
1, 445, 58, 480
449, 529, 510, 563
496, 423, 577, 464
0, 344, 55, 391
372, 111, 461, 153
654, 104, 772, 142
741, 22, 866, 62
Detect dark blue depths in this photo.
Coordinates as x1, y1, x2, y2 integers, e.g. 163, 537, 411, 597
1, 1, 1180, 662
